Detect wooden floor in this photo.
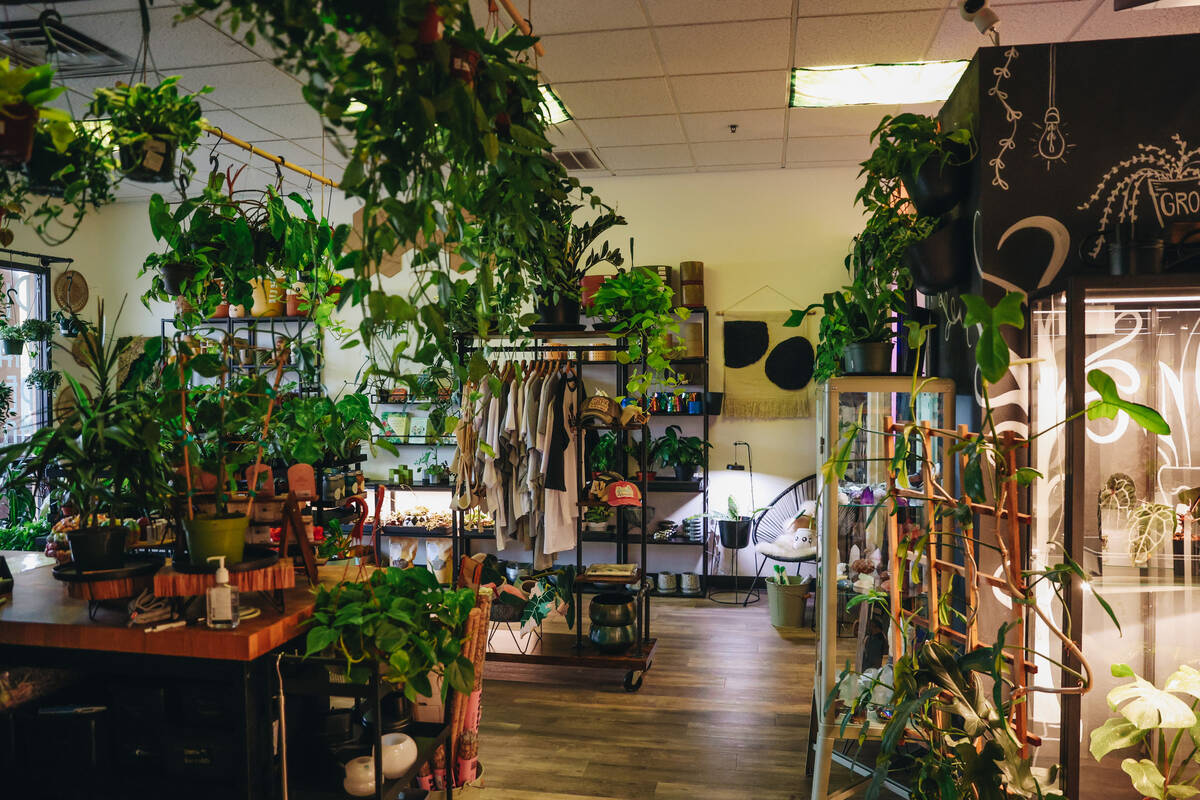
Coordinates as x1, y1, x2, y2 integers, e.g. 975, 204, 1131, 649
476, 596, 826, 800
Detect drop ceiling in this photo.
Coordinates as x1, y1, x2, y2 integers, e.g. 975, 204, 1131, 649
2, 0, 1199, 198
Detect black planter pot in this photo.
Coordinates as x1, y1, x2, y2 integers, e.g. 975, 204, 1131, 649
674, 464, 696, 481
843, 342, 894, 375
902, 150, 971, 218
705, 391, 724, 416
718, 518, 751, 550
160, 261, 196, 297
67, 525, 126, 571
119, 138, 177, 183
1, 339, 22, 355
22, 145, 67, 198
535, 295, 582, 327
905, 208, 972, 295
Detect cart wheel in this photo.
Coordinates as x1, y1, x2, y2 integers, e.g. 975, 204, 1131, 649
623, 670, 644, 692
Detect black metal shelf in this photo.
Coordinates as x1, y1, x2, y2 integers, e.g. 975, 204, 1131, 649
646, 480, 704, 493
366, 481, 453, 493
375, 435, 456, 447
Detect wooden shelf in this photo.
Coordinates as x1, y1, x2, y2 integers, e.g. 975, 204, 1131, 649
487, 630, 657, 670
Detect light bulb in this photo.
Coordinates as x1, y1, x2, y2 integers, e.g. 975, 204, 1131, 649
1037, 107, 1067, 161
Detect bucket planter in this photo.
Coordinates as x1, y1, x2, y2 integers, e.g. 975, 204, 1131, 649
843, 342, 894, 375
183, 513, 248, 566
902, 150, 971, 218
705, 391, 724, 416
1, 338, 23, 355
673, 464, 697, 482
0, 102, 37, 165
718, 518, 751, 550
905, 207, 971, 295
67, 525, 127, 571
767, 576, 812, 628
119, 138, 176, 183
534, 294, 581, 327
160, 261, 196, 297
588, 592, 636, 627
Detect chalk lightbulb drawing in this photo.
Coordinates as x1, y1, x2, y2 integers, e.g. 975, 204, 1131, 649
1032, 44, 1074, 168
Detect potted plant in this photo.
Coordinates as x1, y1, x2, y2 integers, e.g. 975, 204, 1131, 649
19, 317, 53, 350
0, 303, 172, 570
0, 58, 71, 165
792, 273, 906, 381
583, 504, 612, 534
534, 184, 626, 327
51, 308, 88, 338
858, 112, 975, 219
592, 267, 688, 396
90, 77, 211, 183
649, 425, 711, 481
0, 381, 11, 435
589, 432, 617, 476
24, 367, 60, 393
687, 496, 757, 550
0, 320, 23, 354
20, 121, 120, 246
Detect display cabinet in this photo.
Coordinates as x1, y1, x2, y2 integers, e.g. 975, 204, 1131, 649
808, 376, 955, 800
1030, 274, 1200, 799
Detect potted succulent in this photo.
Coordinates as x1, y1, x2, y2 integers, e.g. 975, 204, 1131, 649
0, 58, 71, 165
24, 367, 60, 393
591, 267, 689, 396
535, 184, 626, 327
650, 425, 711, 482
858, 112, 976, 219
0, 320, 23, 355
90, 77, 211, 183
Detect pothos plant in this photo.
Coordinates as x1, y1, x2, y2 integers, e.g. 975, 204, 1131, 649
826, 292, 1170, 800
856, 112, 975, 212
304, 566, 477, 701
183, 0, 574, 391
16, 121, 121, 246
89, 77, 212, 184
591, 267, 688, 396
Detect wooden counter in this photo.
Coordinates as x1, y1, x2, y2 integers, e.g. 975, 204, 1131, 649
0, 550, 317, 662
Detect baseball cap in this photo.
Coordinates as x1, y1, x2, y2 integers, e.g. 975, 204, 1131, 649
619, 404, 649, 428
607, 481, 643, 507
589, 471, 624, 501
581, 395, 620, 426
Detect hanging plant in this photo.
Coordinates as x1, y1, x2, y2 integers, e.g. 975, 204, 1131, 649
592, 267, 688, 397
0, 58, 72, 166
90, 77, 211, 184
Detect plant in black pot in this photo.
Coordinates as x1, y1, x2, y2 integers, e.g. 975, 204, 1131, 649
0, 303, 172, 571
19, 120, 121, 246
794, 276, 905, 382
0, 58, 71, 166
90, 77, 211, 184
685, 496, 755, 550
0, 319, 23, 355
858, 112, 975, 220
649, 425, 711, 482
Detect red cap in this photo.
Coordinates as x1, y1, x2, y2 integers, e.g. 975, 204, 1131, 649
606, 481, 643, 507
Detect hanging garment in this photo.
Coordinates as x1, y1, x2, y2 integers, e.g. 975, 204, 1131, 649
543, 372, 579, 556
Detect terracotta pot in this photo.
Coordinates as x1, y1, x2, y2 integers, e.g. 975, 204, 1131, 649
0, 102, 37, 165
175, 296, 197, 316
286, 292, 302, 317
212, 301, 230, 319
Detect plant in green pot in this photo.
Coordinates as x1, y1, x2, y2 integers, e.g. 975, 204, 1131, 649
592, 267, 689, 396
90, 77, 211, 184
649, 424, 711, 482
0, 319, 23, 355
0, 58, 71, 165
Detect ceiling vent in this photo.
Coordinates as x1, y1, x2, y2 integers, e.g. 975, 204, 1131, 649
0, 18, 133, 79
551, 149, 604, 171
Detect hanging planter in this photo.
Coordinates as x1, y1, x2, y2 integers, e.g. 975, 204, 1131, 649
119, 138, 177, 183
90, 77, 211, 186
0, 103, 37, 165
1, 337, 23, 355
160, 260, 197, 297
449, 46, 480, 86
534, 292, 582, 328
418, 2, 443, 43
901, 147, 971, 218
904, 207, 972, 295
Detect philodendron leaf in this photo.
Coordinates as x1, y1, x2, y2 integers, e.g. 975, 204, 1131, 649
1108, 674, 1199, 730
962, 292, 1025, 384
1087, 369, 1171, 435
1089, 716, 1145, 760
1122, 758, 1166, 800
1164, 665, 1200, 700
1169, 785, 1200, 798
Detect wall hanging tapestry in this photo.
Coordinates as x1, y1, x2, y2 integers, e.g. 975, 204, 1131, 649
722, 310, 816, 418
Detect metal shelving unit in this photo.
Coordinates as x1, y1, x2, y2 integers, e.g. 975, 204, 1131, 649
159, 315, 324, 395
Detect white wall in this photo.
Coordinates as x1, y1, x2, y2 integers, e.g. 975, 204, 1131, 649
11, 164, 867, 576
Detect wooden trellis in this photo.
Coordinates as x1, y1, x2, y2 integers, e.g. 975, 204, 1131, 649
882, 417, 1039, 749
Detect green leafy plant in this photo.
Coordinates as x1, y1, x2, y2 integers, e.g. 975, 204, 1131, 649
18, 317, 53, 342
592, 267, 688, 396
0, 517, 48, 550
856, 113, 975, 212
51, 308, 89, 338
90, 77, 211, 183
16, 122, 121, 246
304, 566, 477, 701
1090, 662, 1200, 800
0, 382, 13, 436
537, 184, 626, 303
0, 320, 23, 343
582, 504, 612, 524
1, 464, 34, 526
589, 432, 618, 474
790, 273, 907, 383
649, 425, 710, 469
23, 368, 59, 393
0, 57, 71, 133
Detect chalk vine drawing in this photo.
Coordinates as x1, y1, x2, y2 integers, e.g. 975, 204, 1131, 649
1078, 134, 1200, 258
1032, 44, 1074, 169
987, 46, 1022, 190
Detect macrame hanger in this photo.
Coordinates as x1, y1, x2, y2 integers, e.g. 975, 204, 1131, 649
716, 284, 804, 316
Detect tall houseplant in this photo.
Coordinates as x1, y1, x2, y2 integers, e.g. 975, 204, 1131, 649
592, 267, 688, 396
535, 185, 626, 325
90, 77, 211, 183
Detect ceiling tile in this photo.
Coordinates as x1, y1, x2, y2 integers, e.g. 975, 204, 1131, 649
513, 0, 645, 33
537, 29, 662, 81
555, 78, 674, 119
786, 135, 872, 163
682, 109, 784, 142
794, 11, 943, 67
796, 0, 945, 13
62, 7, 256, 70
576, 115, 686, 147
201, 110, 284, 144
788, 105, 900, 137
172, 63, 304, 109
691, 139, 783, 166
235, 103, 325, 140
644, 0, 792, 25
596, 143, 693, 170
656, 20, 791, 74
671, 70, 788, 113
927, 3, 1093, 61
244, 139, 326, 168
547, 120, 593, 150
1072, 3, 1200, 40
289, 138, 350, 166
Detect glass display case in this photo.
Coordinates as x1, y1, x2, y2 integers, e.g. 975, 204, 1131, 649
1030, 274, 1200, 799
808, 376, 955, 800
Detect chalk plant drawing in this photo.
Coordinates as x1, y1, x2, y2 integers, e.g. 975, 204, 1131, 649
1078, 134, 1200, 258
1032, 44, 1074, 169
987, 46, 1022, 190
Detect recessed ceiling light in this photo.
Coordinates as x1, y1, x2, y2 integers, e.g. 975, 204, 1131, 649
538, 84, 571, 125
789, 61, 970, 108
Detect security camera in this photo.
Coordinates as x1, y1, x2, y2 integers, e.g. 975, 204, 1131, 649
958, 0, 1000, 43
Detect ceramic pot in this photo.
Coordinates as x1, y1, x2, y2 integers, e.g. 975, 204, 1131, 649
673, 464, 696, 481
718, 519, 751, 550
1, 339, 23, 355
679, 572, 702, 595
119, 138, 176, 182
285, 292, 302, 317
656, 571, 678, 593
534, 294, 581, 327
589, 592, 636, 626
343, 755, 375, 797
902, 149, 971, 218
228, 304, 247, 318
212, 301, 230, 319
843, 342, 893, 375
250, 278, 285, 317
0, 103, 37, 165
588, 623, 637, 653
182, 513, 248, 566
381, 733, 419, 779
67, 525, 126, 571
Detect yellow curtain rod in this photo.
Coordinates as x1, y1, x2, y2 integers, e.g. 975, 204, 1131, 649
202, 124, 340, 189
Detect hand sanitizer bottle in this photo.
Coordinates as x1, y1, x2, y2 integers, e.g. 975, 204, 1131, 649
205, 556, 240, 629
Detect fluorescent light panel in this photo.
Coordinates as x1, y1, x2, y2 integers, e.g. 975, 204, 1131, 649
539, 84, 571, 125
789, 60, 969, 108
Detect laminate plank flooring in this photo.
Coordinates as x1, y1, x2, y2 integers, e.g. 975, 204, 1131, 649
477, 597, 855, 800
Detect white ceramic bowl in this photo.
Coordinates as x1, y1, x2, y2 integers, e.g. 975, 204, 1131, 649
381, 732, 419, 779
344, 755, 374, 783
343, 776, 375, 797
